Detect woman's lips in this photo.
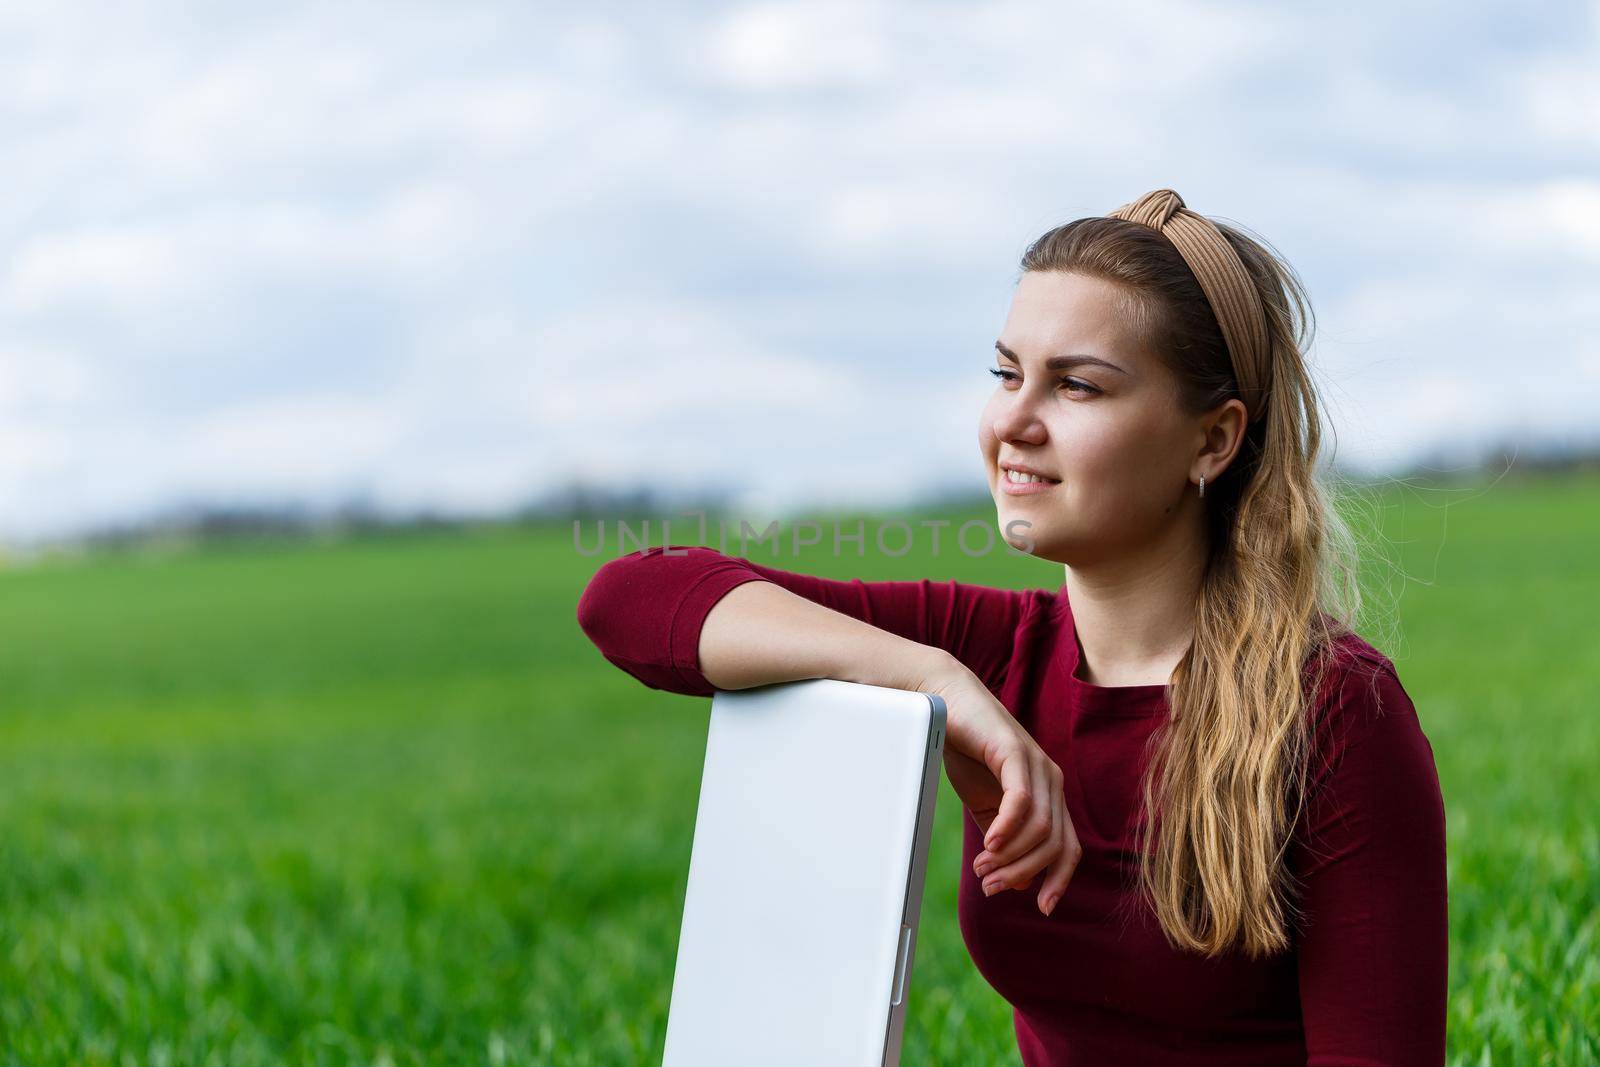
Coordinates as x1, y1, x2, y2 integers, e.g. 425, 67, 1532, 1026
999, 471, 1060, 496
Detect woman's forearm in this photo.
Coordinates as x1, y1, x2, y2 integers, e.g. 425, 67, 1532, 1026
698, 578, 961, 694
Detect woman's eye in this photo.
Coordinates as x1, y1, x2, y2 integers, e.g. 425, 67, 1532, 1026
988, 367, 1099, 396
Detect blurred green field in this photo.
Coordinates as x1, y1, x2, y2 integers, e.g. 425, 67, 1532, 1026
1, 472, 1596, 1065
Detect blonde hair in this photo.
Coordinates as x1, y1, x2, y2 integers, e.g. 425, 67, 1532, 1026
1019, 209, 1368, 958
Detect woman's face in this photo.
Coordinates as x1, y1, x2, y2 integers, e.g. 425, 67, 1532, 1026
979, 270, 1220, 566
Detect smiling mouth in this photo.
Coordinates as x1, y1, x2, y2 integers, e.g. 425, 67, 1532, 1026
1002, 468, 1061, 485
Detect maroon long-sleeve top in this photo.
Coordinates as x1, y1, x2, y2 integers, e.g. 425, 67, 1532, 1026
575, 545, 1449, 1066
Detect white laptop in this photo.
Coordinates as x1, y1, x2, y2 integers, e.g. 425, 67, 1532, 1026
661, 677, 948, 1067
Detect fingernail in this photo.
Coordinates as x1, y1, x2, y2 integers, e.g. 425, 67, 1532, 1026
1041, 894, 1057, 916
974, 862, 991, 878
983, 879, 1001, 896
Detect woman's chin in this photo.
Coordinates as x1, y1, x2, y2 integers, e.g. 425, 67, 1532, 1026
994, 510, 1046, 547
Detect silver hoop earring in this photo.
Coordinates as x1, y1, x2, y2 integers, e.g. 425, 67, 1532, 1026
1198, 473, 1206, 498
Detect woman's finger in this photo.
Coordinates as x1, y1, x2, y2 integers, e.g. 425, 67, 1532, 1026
983, 742, 1032, 852
1034, 776, 1069, 912
985, 758, 1062, 895
1037, 776, 1082, 915
981, 751, 1054, 891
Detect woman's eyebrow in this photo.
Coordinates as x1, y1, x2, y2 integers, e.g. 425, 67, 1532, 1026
995, 340, 1131, 376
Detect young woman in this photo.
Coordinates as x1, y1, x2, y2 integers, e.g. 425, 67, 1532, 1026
575, 189, 1448, 1066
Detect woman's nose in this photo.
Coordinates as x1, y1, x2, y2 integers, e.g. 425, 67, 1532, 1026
992, 392, 1048, 445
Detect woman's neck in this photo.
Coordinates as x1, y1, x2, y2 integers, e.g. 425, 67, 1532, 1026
1063, 528, 1206, 687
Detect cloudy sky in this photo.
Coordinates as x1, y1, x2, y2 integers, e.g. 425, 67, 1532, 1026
2, 1, 1597, 546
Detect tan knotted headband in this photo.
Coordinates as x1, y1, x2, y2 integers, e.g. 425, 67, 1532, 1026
1106, 189, 1271, 422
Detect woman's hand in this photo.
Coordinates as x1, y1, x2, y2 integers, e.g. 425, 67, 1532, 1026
924, 661, 1082, 917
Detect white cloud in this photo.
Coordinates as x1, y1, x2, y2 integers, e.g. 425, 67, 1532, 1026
701, 3, 894, 91
0, 0, 1596, 546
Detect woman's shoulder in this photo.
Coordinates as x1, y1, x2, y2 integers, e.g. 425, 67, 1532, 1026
1322, 625, 1403, 688
935, 575, 1060, 620
1305, 620, 1426, 768
1289, 625, 1447, 910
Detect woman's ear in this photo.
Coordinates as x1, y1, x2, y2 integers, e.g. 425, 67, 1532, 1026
1194, 398, 1249, 483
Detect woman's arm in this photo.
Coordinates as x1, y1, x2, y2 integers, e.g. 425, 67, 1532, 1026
574, 544, 1024, 697
694, 577, 956, 694
1291, 658, 1449, 1065
575, 543, 1084, 914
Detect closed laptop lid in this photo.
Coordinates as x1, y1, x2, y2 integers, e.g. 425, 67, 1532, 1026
662, 677, 946, 1067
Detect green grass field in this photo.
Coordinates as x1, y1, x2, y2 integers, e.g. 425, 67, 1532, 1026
1, 472, 1596, 1065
